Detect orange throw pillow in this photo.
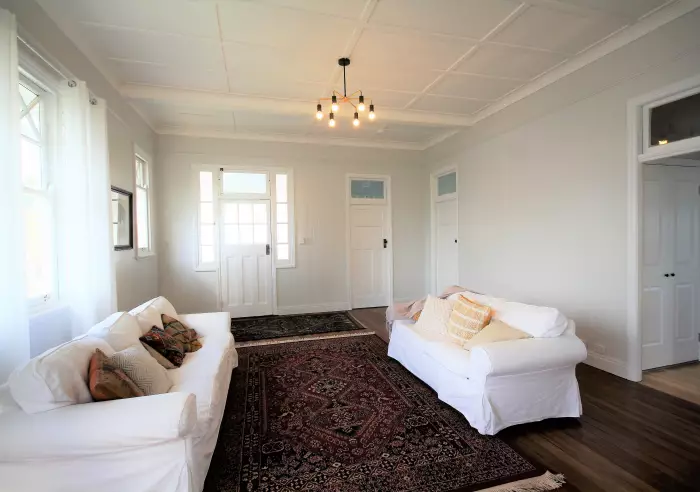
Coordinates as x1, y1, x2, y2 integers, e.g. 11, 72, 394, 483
447, 295, 492, 343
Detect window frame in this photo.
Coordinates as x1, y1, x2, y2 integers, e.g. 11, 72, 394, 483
134, 149, 155, 258
642, 84, 700, 159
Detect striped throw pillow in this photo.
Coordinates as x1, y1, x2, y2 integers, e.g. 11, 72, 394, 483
447, 295, 492, 343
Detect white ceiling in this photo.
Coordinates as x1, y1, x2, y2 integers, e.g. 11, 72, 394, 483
35, 0, 677, 149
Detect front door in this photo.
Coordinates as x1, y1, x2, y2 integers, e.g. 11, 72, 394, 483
220, 200, 273, 317
642, 164, 700, 369
349, 205, 389, 308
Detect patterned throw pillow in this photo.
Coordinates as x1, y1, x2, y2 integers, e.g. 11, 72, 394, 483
141, 341, 176, 369
88, 349, 144, 401
140, 327, 185, 367
447, 295, 492, 343
162, 314, 202, 353
108, 344, 173, 396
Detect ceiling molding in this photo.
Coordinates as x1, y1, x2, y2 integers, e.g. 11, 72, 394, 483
121, 84, 474, 127
156, 126, 425, 151
472, 0, 700, 124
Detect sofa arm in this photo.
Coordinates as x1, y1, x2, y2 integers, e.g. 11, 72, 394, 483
470, 336, 587, 377
179, 312, 232, 339
0, 392, 197, 461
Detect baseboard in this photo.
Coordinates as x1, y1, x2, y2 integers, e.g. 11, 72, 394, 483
276, 302, 351, 316
584, 352, 629, 379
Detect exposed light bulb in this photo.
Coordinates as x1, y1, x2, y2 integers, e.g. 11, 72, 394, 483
316, 103, 323, 120
659, 139, 668, 145
329, 112, 335, 127
358, 95, 365, 112
353, 112, 360, 127
368, 103, 376, 120
331, 95, 338, 112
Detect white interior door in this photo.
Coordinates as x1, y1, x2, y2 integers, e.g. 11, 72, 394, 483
350, 205, 389, 308
642, 164, 700, 369
436, 199, 458, 293
220, 200, 273, 318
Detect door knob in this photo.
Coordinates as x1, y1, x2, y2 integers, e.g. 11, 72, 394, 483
265, 244, 270, 256
383, 238, 388, 249
664, 273, 670, 277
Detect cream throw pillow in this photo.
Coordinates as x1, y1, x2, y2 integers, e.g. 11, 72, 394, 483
414, 295, 452, 335
462, 319, 531, 350
108, 344, 172, 396
447, 295, 492, 343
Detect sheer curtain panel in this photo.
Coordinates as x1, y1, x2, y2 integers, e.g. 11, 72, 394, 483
0, 9, 30, 383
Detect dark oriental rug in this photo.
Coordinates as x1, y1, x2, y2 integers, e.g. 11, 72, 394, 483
231, 311, 364, 343
204, 335, 562, 492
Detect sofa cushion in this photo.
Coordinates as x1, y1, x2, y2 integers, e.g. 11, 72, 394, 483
462, 319, 531, 351
9, 336, 115, 414
447, 295, 492, 343
140, 327, 185, 367
130, 296, 177, 319
87, 312, 141, 352
493, 301, 568, 338
414, 295, 452, 335
108, 344, 173, 396
88, 348, 145, 401
132, 304, 164, 335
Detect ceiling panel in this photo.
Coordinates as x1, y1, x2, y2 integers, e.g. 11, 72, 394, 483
217, 2, 355, 57
352, 28, 476, 71
350, 89, 418, 110
369, 0, 521, 39
429, 73, 523, 100
492, 5, 625, 54
338, 63, 440, 93
374, 123, 448, 143
409, 95, 487, 115
234, 110, 313, 135
456, 43, 567, 80
38, 0, 219, 38
256, 0, 368, 19
224, 43, 333, 84
133, 102, 234, 128
110, 60, 228, 92
228, 75, 326, 101
553, 0, 668, 20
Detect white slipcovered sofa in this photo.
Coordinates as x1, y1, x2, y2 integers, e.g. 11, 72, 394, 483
388, 291, 587, 435
0, 297, 237, 492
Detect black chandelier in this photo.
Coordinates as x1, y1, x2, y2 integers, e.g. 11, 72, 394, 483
315, 58, 375, 128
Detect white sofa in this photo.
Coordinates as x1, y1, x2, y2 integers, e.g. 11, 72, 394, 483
388, 291, 587, 435
0, 297, 237, 492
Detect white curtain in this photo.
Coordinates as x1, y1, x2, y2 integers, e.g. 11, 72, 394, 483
0, 9, 29, 383
55, 81, 116, 338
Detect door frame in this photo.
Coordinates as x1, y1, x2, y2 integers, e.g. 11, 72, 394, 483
627, 73, 700, 381
345, 174, 393, 309
431, 166, 458, 295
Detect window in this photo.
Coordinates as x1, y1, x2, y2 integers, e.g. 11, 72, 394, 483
437, 172, 457, 197
275, 173, 291, 264
221, 171, 269, 197
135, 155, 152, 255
351, 179, 385, 199
198, 171, 216, 268
20, 78, 55, 307
649, 90, 700, 147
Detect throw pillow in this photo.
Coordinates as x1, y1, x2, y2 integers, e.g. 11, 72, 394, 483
140, 327, 185, 367
414, 295, 452, 335
88, 349, 144, 402
107, 344, 173, 396
447, 295, 492, 343
462, 319, 531, 351
411, 310, 422, 322
141, 341, 177, 370
162, 314, 202, 353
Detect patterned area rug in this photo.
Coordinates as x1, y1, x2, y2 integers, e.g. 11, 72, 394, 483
204, 335, 562, 492
231, 311, 364, 343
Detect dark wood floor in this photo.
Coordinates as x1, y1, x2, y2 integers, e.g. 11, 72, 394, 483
352, 308, 700, 492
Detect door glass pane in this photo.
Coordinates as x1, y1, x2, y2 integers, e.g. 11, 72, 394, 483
650, 91, 700, 146
437, 172, 457, 196
199, 172, 213, 201
254, 224, 267, 244
239, 203, 253, 224
201, 245, 215, 263
21, 138, 42, 189
277, 223, 289, 244
223, 203, 238, 224
277, 203, 288, 223
277, 244, 289, 261
351, 179, 384, 199
239, 224, 254, 244
253, 203, 267, 224
201, 224, 214, 246
222, 172, 267, 195
276, 174, 288, 202
224, 225, 238, 245
200, 203, 214, 224
137, 188, 149, 249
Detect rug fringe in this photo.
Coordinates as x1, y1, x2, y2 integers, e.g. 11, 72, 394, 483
478, 472, 566, 492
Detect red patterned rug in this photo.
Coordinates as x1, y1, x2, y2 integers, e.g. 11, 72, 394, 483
204, 335, 562, 492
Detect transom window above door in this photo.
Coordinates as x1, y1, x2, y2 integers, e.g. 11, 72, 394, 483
437, 171, 457, 197
349, 177, 388, 205
221, 170, 269, 197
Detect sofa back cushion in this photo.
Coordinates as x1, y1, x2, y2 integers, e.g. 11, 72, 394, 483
9, 336, 114, 414
87, 312, 141, 352
493, 301, 568, 338
130, 296, 177, 319
132, 304, 164, 335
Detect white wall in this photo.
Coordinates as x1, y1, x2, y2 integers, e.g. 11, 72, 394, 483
156, 136, 429, 314
425, 9, 700, 379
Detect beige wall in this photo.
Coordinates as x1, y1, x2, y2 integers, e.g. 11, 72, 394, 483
156, 136, 430, 314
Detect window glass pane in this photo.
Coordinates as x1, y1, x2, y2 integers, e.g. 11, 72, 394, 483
137, 188, 149, 249
239, 203, 253, 224
351, 179, 384, 199
201, 245, 215, 263
650, 91, 700, 146
29, 103, 41, 137
253, 203, 267, 224
222, 172, 267, 195
276, 174, 288, 202
136, 158, 148, 188
239, 224, 254, 244
223, 203, 238, 224
277, 203, 288, 223
21, 138, 42, 189
20, 115, 39, 140
277, 223, 289, 244
277, 244, 289, 261
437, 172, 457, 196
254, 224, 267, 244
199, 171, 213, 202
200, 202, 214, 224
201, 224, 214, 246
24, 194, 53, 299
19, 83, 38, 107
224, 225, 238, 245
